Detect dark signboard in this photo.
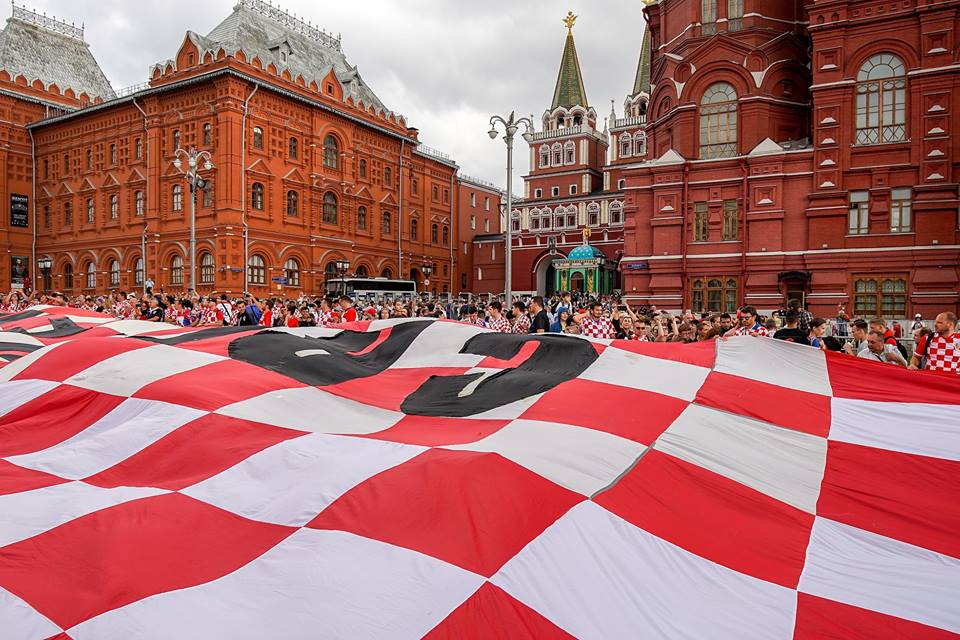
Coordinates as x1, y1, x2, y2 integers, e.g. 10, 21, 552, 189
10, 194, 28, 227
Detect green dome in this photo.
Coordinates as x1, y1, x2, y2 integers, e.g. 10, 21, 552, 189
568, 244, 604, 260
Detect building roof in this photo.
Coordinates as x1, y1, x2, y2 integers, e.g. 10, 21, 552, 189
196, 0, 386, 112
568, 244, 604, 260
551, 20, 589, 110
632, 26, 651, 97
0, 5, 114, 101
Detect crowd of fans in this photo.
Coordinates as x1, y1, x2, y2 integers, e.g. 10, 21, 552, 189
2, 288, 958, 374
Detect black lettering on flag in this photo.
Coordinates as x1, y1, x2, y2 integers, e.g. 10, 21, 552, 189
401, 333, 599, 417
228, 321, 432, 386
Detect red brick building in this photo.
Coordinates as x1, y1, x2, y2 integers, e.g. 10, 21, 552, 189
622, 0, 960, 318
0, 1, 498, 298
456, 174, 503, 294
508, 14, 646, 296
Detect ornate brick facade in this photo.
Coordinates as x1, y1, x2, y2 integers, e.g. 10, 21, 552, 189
0, 2, 500, 297
622, 0, 960, 318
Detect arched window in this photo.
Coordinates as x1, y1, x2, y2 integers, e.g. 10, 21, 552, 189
203, 123, 212, 146
431, 223, 439, 244
564, 141, 576, 164
173, 184, 183, 212
856, 54, 907, 145
251, 183, 264, 210
286, 190, 298, 217
357, 205, 367, 230
384, 166, 392, 186
634, 132, 647, 157
172, 129, 181, 149
541, 208, 551, 230
64, 202, 72, 226
531, 208, 541, 231
109, 144, 117, 165
539, 145, 550, 168
322, 192, 338, 224
610, 201, 624, 225
252, 127, 263, 150
359, 159, 367, 178
83, 262, 96, 289
110, 194, 118, 219
135, 191, 144, 216
553, 207, 564, 230
170, 255, 184, 286
410, 218, 419, 240
551, 142, 563, 166
620, 133, 632, 158
323, 134, 339, 169
284, 258, 300, 287
442, 225, 449, 246
289, 137, 298, 159
248, 255, 265, 285
380, 268, 393, 279
109, 260, 120, 287
700, 82, 738, 159
86, 198, 95, 224
63, 263, 74, 289
200, 253, 214, 284
135, 257, 144, 286
135, 138, 142, 160
382, 211, 392, 235
324, 261, 339, 284
565, 205, 577, 229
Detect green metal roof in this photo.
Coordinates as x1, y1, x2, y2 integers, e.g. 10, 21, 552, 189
551, 31, 589, 110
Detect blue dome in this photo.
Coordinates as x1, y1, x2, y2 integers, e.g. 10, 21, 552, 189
567, 244, 604, 260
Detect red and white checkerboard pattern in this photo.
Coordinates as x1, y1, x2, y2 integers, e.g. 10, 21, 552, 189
921, 333, 960, 374
0, 309, 958, 639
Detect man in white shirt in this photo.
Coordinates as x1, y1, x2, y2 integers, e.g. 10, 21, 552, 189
857, 330, 907, 366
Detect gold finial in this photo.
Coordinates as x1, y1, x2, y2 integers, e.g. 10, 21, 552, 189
641, 0, 658, 5
563, 11, 577, 33
581, 226, 591, 244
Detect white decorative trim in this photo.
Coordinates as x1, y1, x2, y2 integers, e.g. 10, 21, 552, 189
928, 127, 946, 135
820, 181, 836, 188
928, 105, 945, 113
820, 117, 837, 124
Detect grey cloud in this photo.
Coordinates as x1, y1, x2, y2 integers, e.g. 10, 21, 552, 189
32, 0, 644, 188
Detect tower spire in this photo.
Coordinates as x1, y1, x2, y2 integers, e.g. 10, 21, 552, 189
551, 11, 589, 110
632, 25, 652, 97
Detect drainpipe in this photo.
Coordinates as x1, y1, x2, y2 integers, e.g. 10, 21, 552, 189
29, 129, 35, 291
241, 84, 259, 292
679, 163, 690, 313
449, 172, 456, 300
398, 139, 405, 279
740, 159, 749, 306
132, 99, 149, 293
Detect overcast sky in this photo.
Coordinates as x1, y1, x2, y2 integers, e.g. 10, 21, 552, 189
26, 0, 646, 190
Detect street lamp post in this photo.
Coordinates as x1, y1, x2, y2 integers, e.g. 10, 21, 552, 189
335, 258, 350, 297
173, 147, 214, 291
421, 262, 433, 299
37, 257, 52, 291
488, 111, 534, 308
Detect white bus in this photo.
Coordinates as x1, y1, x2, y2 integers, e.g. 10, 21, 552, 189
324, 277, 417, 300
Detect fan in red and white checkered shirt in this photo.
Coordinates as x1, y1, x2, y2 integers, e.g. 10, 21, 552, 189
511, 301, 531, 334
485, 301, 512, 333
575, 302, 615, 339
727, 305, 770, 338
911, 311, 960, 374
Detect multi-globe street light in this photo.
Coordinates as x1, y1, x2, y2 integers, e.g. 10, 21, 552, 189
173, 147, 214, 291
488, 111, 534, 308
